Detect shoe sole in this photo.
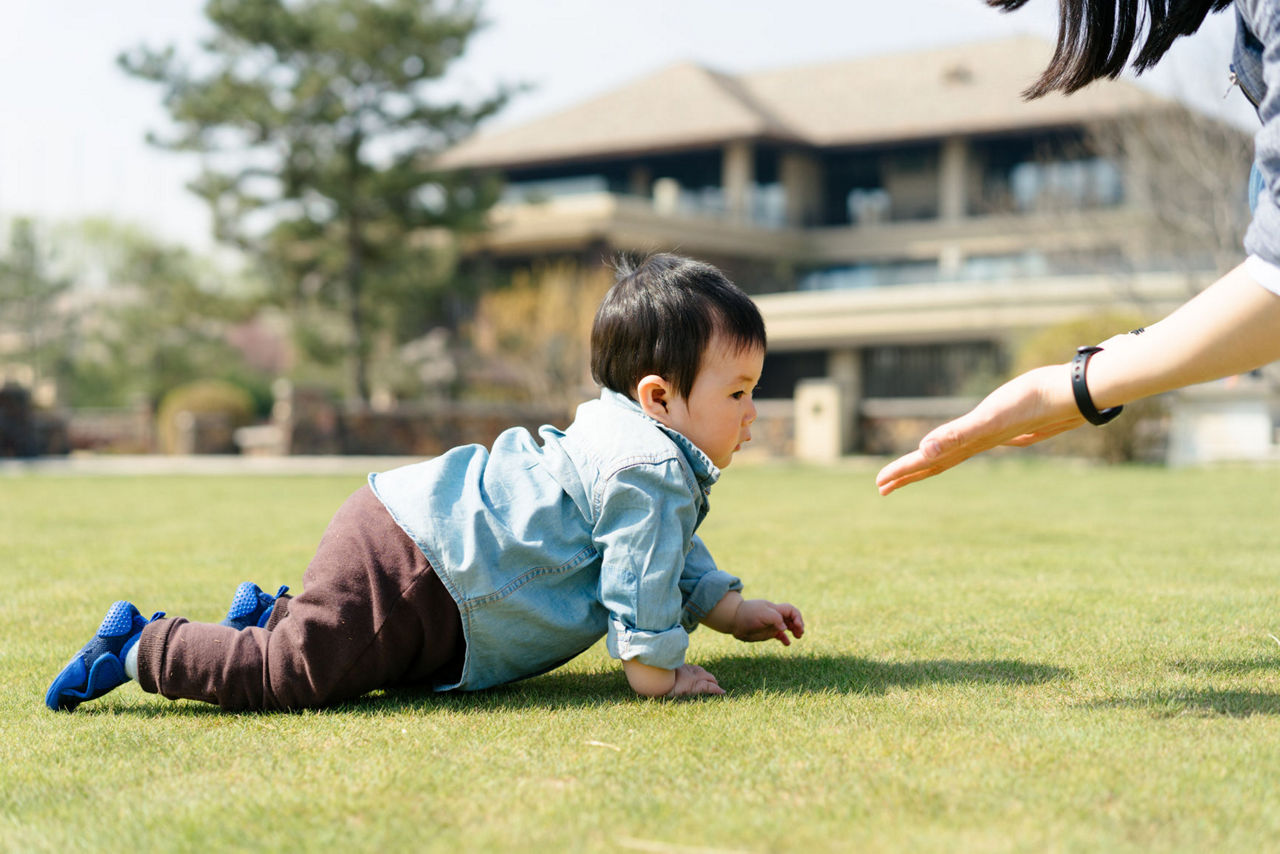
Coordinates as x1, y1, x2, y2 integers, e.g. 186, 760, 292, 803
45, 651, 128, 712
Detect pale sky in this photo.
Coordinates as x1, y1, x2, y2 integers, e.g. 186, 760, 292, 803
0, 0, 1251, 252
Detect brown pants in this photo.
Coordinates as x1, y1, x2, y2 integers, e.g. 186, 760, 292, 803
136, 486, 465, 711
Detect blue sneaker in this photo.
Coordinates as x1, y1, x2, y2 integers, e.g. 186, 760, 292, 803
46, 601, 164, 712
220, 582, 289, 630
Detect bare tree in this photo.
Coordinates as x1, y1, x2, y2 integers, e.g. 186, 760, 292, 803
467, 260, 612, 409
1088, 104, 1253, 277
1086, 104, 1280, 400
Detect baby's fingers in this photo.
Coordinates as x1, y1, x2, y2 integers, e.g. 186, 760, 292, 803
692, 678, 726, 696
686, 664, 718, 684
670, 665, 725, 698
778, 603, 804, 638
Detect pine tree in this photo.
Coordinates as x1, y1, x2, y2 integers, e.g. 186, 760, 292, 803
121, 0, 510, 404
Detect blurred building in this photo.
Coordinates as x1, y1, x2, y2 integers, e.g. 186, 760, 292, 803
437, 36, 1260, 457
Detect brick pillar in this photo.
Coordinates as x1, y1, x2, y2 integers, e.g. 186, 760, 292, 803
781, 150, 824, 227
722, 140, 755, 222
939, 136, 969, 222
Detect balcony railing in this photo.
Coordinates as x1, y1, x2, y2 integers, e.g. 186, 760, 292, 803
472, 191, 1162, 273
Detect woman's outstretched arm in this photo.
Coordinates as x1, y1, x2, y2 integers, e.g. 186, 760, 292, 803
876, 264, 1280, 495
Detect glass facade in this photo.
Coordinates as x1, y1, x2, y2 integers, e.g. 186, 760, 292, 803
862, 342, 1004, 398
970, 131, 1124, 216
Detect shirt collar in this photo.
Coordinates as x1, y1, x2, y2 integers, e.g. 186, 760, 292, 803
599, 388, 721, 490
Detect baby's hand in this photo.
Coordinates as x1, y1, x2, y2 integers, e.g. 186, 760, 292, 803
732, 599, 805, 645
665, 664, 725, 698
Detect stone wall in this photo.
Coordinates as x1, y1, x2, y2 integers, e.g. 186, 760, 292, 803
334, 403, 572, 457
64, 405, 154, 454
268, 384, 572, 457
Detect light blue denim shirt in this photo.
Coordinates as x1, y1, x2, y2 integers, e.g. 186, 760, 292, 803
1233, 0, 1280, 262
368, 388, 743, 691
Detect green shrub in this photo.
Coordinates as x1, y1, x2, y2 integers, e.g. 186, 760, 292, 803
155, 380, 255, 454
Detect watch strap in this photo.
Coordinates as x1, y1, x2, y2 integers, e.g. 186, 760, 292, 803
1071, 346, 1124, 426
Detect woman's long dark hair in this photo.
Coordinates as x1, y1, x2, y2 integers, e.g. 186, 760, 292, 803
989, 0, 1232, 98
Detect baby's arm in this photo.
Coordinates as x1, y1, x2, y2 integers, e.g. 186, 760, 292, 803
702, 591, 805, 645
623, 659, 724, 698
621, 591, 803, 698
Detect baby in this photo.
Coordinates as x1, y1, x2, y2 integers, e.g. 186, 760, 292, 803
47, 253, 803, 711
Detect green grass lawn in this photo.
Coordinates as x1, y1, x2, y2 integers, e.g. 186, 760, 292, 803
4, 459, 1280, 852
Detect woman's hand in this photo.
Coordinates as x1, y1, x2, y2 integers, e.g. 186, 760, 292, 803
875, 363, 1082, 496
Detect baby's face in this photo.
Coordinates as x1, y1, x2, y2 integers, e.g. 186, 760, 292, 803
661, 335, 763, 469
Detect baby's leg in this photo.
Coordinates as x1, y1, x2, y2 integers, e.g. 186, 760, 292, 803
135, 485, 463, 711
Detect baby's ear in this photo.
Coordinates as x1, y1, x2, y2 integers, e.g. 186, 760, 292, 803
635, 374, 671, 420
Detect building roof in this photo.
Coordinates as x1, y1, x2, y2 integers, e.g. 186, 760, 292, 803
436, 35, 1173, 171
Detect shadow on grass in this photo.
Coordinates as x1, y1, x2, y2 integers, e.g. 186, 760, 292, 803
1088, 689, 1280, 718
1167, 656, 1280, 676
357, 653, 1073, 715
1079, 653, 1280, 718
703, 653, 1072, 695
66, 654, 1072, 717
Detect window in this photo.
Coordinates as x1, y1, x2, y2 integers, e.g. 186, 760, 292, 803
862, 342, 1003, 398
757, 351, 828, 399
971, 132, 1124, 214
798, 260, 939, 291
500, 175, 608, 204
1010, 157, 1123, 211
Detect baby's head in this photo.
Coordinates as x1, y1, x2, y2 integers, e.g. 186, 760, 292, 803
591, 253, 766, 468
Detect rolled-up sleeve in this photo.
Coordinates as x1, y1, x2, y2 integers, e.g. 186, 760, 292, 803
1245, 253, 1280, 295
595, 460, 695, 670
677, 535, 742, 631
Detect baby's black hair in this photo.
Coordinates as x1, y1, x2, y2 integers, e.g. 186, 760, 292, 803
590, 253, 766, 400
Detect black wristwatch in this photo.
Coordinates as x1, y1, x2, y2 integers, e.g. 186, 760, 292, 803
1071, 346, 1124, 426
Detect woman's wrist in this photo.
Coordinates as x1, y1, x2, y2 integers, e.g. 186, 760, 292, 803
1084, 263, 1280, 411
1073, 346, 1133, 412
1070, 346, 1124, 425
